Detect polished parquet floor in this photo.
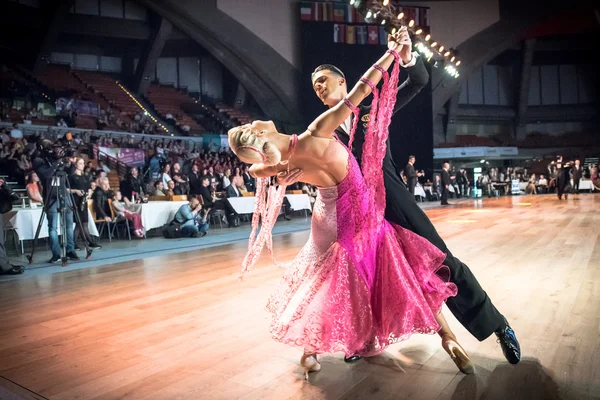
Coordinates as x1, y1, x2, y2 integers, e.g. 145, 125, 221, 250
0, 194, 599, 400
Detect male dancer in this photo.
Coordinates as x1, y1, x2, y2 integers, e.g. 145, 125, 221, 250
259, 28, 520, 365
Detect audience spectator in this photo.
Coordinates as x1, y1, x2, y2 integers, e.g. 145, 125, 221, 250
93, 177, 113, 223
26, 172, 43, 204
111, 191, 144, 237
154, 181, 166, 196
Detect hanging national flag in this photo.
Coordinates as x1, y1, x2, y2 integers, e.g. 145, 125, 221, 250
356, 26, 367, 44
300, 2, 313, 21
322, 3, 333, 22
333, 24, 346, 43
367, 25, 378, 45
312, 2, 320, 21
333, 3, 345, 22
379, 26, 388, 45
345, 4, 354, 23
346, 25, 356, 44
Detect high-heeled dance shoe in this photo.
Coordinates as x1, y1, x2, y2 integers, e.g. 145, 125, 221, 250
300, 353, 321, 381
441, 334, 475, 374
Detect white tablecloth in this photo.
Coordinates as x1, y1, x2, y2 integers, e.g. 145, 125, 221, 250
578, 180, 594, 191
140, 201, 188, 231
414, 185, 426, 198
4, 207, 99, 240
228, 194, 312, 215
228, 197, 255, 214
285, 194, 312, 211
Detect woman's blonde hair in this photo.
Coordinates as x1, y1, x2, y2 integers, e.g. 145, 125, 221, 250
228, 124, 281, 165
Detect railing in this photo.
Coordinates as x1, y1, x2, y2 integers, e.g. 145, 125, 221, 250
0, 121, 225, 149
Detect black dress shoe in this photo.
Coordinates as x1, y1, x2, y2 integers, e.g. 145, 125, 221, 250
0, 265, 25, 275
89, 243, 102, 250
49, 254, 61, 264
66, 252, 80, 261
344, 355, 362, 363
495, 319, 520, 364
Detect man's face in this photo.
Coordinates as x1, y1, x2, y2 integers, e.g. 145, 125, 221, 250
409, 157, 415, 164
202, 178, 209, 186
157, 182, 164, 191
576, 160, 580, 166
311, 70, 347, 108
444, 163, 450, 170
132, 168, 138, 177
192, 164, 199, 173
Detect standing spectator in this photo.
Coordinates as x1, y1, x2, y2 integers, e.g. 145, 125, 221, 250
441, 162, 452, 206
571, 159, 583, 194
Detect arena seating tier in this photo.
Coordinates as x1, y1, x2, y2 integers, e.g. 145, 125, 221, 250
146, 84, 205, 135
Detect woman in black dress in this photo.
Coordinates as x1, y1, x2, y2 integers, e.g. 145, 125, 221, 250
69, 158, 101, 250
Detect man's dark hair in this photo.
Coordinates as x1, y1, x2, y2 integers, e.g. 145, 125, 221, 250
154, 180, 162, 188
312, 64, 345, 79
408, 155, 416, 160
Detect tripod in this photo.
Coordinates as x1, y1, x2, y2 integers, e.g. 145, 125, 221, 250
26, 161, 92, 266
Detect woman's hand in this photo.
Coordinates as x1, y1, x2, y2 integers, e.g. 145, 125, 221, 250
388, 27, 412, 64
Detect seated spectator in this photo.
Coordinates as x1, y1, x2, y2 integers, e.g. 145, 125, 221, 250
199, 175, 238, 227
10, 123, 23, 139
26, 172, 43, 204
231, 167, 246, 191
171, 162, 188, 195
225, 182, 242, 198
242, 166, 255, 192
154, 181, 166, 196
538, 175, 548, 186
93, 177, 113, 223
57, 118, 68, 128
111, 191, 144, 238
170, 197, 209, 238
166, 180, 176, 196
97, 160, 111, 173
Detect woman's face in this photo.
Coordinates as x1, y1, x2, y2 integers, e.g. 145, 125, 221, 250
90, 182, 97, 191
31, 172, 39, 183
76, 158, 85, 171
234, 167, 240, 175
115, 191, 122, 201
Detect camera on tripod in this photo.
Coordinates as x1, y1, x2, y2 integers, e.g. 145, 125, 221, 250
37, 133, 76, 167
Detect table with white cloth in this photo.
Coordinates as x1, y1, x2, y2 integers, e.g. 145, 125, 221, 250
139, 201, 188, 231
414, 185, 427, 200
228, 194, 312, 216
578, 180, 594, 192
2, 207, 98, 253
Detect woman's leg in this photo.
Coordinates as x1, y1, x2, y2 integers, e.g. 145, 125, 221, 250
437, 311, 475, 374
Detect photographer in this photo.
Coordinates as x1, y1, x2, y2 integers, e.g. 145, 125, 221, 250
32, 139, 79, 264
0, 178, 25, 275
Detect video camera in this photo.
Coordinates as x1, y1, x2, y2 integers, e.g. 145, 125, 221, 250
37, 132, 76, 163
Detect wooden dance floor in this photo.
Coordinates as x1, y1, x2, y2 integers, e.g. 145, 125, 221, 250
1, 195, 598, 400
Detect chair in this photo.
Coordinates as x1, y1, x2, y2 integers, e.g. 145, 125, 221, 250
148, 195, 169, 201
90, 200, 112, 242
108, 199, 131, 241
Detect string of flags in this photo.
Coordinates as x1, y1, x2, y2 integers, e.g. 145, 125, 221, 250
300, 1, 430, 28
334, 24, 390, 45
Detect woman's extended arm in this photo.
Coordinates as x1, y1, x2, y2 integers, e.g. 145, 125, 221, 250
308, 27, 409, 139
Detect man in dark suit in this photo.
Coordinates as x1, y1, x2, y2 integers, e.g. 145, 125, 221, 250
556, 156, 572, 200
225, 182, 242, 198
199, 176, 239, 227
188, 163, 203, 196
403, 155, 421, 195
242, 166, 256, 193
441, 162, 452, 205
270, 29, 520, 364
571, 159, 583, 194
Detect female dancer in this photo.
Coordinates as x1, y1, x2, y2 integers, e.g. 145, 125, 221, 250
229, 30, 473, 378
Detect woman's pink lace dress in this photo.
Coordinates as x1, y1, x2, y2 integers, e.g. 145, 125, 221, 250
242, 56, 457, 357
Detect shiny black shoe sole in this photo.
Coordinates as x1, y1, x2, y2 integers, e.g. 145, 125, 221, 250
496, 322, 521, 364
344, 355, 362, 363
